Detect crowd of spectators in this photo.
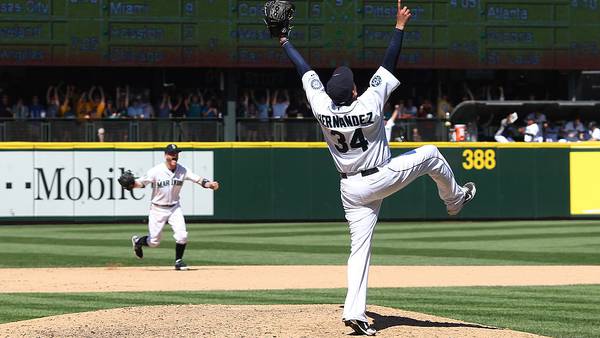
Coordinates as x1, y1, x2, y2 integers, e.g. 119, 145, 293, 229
234, 88, 452, 121
0, 81, 557, 124
236, 88, 309, 119
232, 88, 453, 141
1, 83, 599, 143
494, 112, 600, 143
0, 86, 224, 120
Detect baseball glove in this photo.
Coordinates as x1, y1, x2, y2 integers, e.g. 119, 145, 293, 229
118, 170, 136, 191
264, 0, 295, 38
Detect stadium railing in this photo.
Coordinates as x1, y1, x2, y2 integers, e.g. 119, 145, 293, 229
0, 118, 225, 142
0, 117, 450, 142
236, 117, 450, 142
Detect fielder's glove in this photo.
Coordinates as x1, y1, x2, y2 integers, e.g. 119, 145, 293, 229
264, 0, 295, 38
118, 170, 136, 191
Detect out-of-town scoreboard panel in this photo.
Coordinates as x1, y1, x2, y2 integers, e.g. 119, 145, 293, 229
0, 0, 598, 68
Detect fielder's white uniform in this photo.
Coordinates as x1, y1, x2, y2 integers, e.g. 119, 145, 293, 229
302, 66, 466, 322
384, 117, 395, 142
136, 163, 201, 247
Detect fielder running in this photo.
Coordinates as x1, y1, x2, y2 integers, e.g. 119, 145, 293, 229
119, 144, 219, 271
266, 0, 476, 335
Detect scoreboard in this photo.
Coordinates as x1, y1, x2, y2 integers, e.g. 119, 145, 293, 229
0, 0, 599, 68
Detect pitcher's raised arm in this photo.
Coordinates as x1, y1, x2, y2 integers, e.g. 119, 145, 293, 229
382, 0, 412, 73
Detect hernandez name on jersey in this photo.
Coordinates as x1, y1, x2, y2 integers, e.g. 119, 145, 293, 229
316, 112, 375, 129
302, 66, 401, 174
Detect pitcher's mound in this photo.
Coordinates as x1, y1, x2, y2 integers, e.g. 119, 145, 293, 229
0, 304, 546, 337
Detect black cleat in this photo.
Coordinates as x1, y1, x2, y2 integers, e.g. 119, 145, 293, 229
175, 259, 188, 271
447, 182, 477, 216
131, 235, 143, 259
344, 319, 376, 336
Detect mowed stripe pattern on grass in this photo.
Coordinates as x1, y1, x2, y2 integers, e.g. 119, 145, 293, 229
0, 286, 599, 338
0, 221, 600, 267
0, 220, 599, 268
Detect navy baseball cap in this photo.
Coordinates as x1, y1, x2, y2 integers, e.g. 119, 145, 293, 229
164, 144, 181, 154
327, 66, 355, 106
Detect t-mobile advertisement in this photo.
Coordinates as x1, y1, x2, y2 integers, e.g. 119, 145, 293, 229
0, 150, 214, 217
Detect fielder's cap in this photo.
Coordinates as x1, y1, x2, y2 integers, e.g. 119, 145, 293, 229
327, 66, 354, 106
165, 144, 181, 154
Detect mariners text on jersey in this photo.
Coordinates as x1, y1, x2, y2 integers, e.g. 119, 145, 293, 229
156, 179, 184, 188
136, 162, 201, 206
317, 112, 375, 129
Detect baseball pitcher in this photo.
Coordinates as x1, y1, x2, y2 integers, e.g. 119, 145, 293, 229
265, 0, 476, 335
119, 144, 219, 271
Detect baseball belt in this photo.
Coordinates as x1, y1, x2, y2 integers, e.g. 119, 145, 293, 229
340, 167, 379, 179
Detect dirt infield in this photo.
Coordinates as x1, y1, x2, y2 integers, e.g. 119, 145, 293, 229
1, 265, 599, 293
0, 304, 549, 338
2, 265, 596, 337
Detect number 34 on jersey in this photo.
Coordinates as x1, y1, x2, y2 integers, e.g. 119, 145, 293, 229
331, 128, 369, 153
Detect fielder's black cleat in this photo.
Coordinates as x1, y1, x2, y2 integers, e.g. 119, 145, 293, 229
344, 319, 377, 336
131, 235, 143, 259
175, 259, 188, 271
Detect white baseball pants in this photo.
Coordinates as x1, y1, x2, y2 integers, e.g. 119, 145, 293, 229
340, 145, 466, 321
147, 203, 188, 247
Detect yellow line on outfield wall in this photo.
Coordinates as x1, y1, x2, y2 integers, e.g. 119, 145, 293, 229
0, 141, 598, 150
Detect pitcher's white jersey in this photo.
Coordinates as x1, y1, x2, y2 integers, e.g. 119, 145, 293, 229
136, 163, 201, 206
302, 67, 401, 174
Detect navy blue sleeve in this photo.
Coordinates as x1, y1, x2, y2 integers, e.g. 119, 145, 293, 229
382, 29, 405, 73
282, 41, 311, 77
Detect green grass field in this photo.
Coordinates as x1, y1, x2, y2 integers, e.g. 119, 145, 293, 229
1, 220, 599, 337
1, 220, 599, 267
1, 287, 599, 338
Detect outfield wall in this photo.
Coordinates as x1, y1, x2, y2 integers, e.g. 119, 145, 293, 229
0, 142, 598, 222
